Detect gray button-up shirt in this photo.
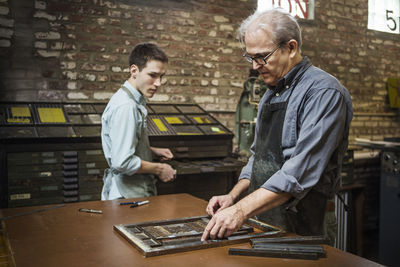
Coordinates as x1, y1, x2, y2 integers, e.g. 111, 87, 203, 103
101, 80, 155, 200
239, 57, 353, 207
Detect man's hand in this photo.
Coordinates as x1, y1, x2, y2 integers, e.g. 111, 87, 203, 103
206, 194, 234, 216
156, 163, 176, 182
151, 147, 173, 161
201, 204, 246, 241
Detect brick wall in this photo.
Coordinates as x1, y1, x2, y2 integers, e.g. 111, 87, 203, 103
0, 0, 400, 144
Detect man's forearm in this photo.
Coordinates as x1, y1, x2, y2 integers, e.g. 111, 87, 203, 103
137, 160, 161, 175
228, 178, 250, 202
236, 188, 292, 219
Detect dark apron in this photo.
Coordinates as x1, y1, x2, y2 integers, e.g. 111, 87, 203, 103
249, 75, 326, 236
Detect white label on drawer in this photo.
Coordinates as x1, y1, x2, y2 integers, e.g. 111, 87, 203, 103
39, 171, 52, 177
43, 158, 57, 164
41, 152, 54, 157
86, 163, 96, 168
10, 193, 31, 200
88, 169, 100, 175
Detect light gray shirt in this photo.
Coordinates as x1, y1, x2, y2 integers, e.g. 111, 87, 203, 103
101, 80, 156, 200
239, 57, 353, 207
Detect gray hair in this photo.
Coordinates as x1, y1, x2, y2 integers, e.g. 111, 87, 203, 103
238, 8, 302, 51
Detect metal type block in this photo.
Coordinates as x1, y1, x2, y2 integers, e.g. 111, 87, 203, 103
251, 243, 325, 257
228, 248, 319, 260
114, 215, 282, 257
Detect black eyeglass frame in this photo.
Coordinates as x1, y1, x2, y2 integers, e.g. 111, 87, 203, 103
242, 43, 283, 65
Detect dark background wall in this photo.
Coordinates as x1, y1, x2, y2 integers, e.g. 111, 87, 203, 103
1, 0, 400, 142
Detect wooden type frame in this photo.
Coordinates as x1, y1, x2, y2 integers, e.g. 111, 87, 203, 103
114, 215, 283, 257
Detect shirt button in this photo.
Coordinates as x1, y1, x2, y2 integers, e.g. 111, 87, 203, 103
286, 85, 289, 89
275, 93, 279, 96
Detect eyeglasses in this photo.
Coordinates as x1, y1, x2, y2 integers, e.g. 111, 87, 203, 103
242, 44, 281, 65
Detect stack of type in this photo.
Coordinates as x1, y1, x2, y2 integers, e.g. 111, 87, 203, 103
229, 236, 328, 260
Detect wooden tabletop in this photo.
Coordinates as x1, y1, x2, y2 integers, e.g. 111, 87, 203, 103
0, 193, 382, 267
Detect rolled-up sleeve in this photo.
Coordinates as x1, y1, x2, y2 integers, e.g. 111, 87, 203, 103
262, 89, 348, 200
109, 104, 141, 175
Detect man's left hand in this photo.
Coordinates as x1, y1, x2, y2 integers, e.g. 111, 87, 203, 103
201, 204, 246, 241
151, 147, 174, 161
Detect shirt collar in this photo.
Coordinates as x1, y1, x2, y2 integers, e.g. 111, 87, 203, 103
123, 80, 147, 106
269, 56, 312, 93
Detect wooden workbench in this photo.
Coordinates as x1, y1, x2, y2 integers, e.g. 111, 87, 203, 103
0, 193, 382, 267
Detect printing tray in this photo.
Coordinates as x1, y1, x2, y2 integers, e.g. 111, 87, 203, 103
114, 215, 282, 257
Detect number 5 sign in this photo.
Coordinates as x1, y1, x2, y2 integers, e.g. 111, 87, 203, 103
368, 0, 400, 34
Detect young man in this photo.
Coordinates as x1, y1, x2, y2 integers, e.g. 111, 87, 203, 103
101, 43, 176, 200
202, 9, 353, 240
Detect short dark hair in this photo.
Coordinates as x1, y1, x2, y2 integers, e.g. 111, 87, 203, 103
129, 43, 168, 70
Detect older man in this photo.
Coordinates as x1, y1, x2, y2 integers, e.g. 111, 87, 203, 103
202, 8, 353, 240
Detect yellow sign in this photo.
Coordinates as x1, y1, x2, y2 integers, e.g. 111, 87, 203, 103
37, 107, 66, 123
11, 106, 31, 117
153, 118, 167, 132
194, 116, 211, 124
164, 117, 183, 124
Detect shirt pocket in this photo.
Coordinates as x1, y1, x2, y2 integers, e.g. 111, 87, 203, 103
282, 108, 298, 149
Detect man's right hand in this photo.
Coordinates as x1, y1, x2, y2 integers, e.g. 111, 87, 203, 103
157, 163, 176, 182
206, 194, 234, 216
